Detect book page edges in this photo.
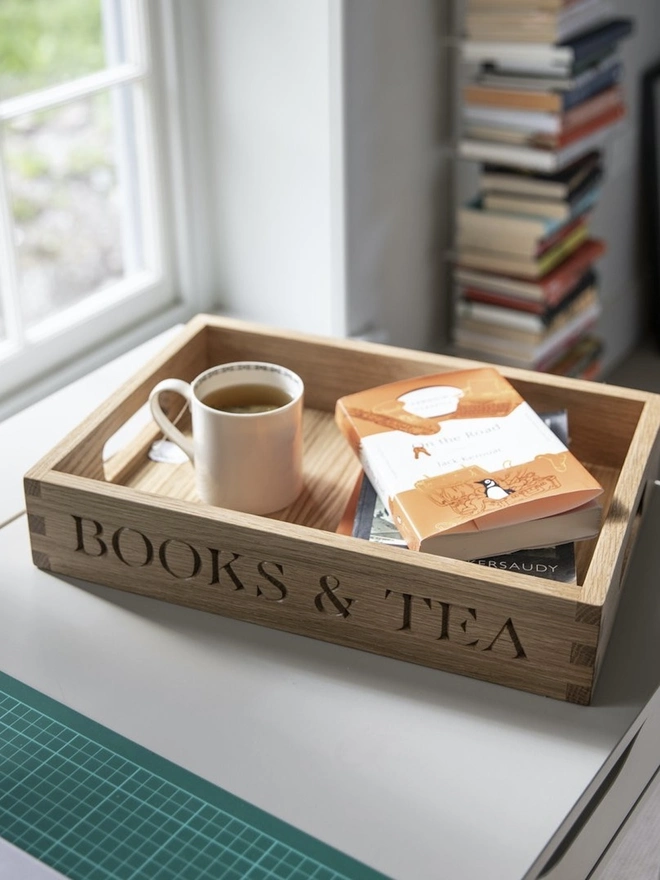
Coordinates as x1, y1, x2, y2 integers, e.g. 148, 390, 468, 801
418, 508, 601, 560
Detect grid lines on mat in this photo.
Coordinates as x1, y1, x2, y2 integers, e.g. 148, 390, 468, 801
0, 679, 384, 880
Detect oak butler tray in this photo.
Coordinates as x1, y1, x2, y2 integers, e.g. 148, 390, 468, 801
25, 315, 660, 704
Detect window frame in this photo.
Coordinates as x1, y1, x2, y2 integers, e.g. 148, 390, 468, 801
0, 0, 213, 421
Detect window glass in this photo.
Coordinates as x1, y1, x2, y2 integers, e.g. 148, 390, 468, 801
0, 0, 118, 100
4, 87, 144, 328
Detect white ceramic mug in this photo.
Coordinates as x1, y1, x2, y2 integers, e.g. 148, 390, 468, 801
149, 361, 304, 514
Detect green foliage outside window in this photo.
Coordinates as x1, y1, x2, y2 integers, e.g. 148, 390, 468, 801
0, 0, 104, 99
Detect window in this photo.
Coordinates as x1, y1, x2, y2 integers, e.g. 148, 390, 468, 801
0, 0, 197, 412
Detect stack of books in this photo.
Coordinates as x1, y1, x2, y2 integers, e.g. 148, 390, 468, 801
452, 1, 633, 377
334, 369, 604, 578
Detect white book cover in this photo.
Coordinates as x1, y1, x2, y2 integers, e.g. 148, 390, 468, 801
464, 106, 561, 134
335, 369, 603, 556
462, 41, 573, 68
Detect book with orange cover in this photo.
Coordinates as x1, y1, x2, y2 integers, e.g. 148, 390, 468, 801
335, 369, 603, 559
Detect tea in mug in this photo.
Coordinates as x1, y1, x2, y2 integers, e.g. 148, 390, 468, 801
201, 383, 293, 414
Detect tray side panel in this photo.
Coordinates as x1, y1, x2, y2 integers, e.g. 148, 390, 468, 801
25, 477, 601, 703
587, 398, 660, 690
24, 315, 660, 705
203, 316, 646, 470
25, 319, 210, 483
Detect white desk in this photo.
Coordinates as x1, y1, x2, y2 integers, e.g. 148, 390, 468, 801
1, 336, 660, 880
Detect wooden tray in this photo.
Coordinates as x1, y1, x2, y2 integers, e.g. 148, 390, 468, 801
24, 315, 660, 703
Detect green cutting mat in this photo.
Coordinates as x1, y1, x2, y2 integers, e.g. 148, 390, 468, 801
0, 673, 390, 880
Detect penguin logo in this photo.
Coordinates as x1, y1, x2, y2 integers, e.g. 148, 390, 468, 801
476, 478, 515, 500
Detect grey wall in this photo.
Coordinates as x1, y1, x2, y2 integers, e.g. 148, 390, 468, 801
591, 0, 660, 372
342, 0, 445, 350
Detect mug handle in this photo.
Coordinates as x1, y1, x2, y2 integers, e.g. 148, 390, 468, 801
149, 379, 195, 462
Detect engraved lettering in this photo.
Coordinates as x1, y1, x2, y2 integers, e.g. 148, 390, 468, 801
385, 589, 525, 658
456, 607, 479, 648
385, 590, 432, 632
256, 561, 287, 601
437, 601, 451, 640
208, 549, 245, 590
73, 515, 107, 557
111, 527, 153, 567
315, 575, 353, 618
483, 618, 527, 660
159, 539, 202, 580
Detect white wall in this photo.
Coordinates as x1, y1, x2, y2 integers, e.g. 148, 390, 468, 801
203, 0, 345, 337
202, 0, 444, 349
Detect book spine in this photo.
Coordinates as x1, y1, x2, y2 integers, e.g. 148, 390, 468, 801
562, 87, 623, 132
554, 103, 625, 147
541, 240, 606, 298
459, 139, 561, 173
537, 216, 588, 254
457, 300, 543, 332
334, 402, 409, 529
534, 303, 601, 367
457, 204, 551, 238
562, 60, 622, 110
458, 223, 586, 279
565, 186, 600, 220
483, 194, 569, 221
464, 85, 562, 113
463, 110, 618, 173
523, 103, 624, 148
462, 41, 573, 68
479, 173, 566, 199
464, 105, 561, 134
459, 285, 598, 344
456, 271, 543, 301
469, 0, 568, 10
461, 287, 547, 313
565, 19, 634, 65
335, 405, 419, 548
455, 301, 600, 364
